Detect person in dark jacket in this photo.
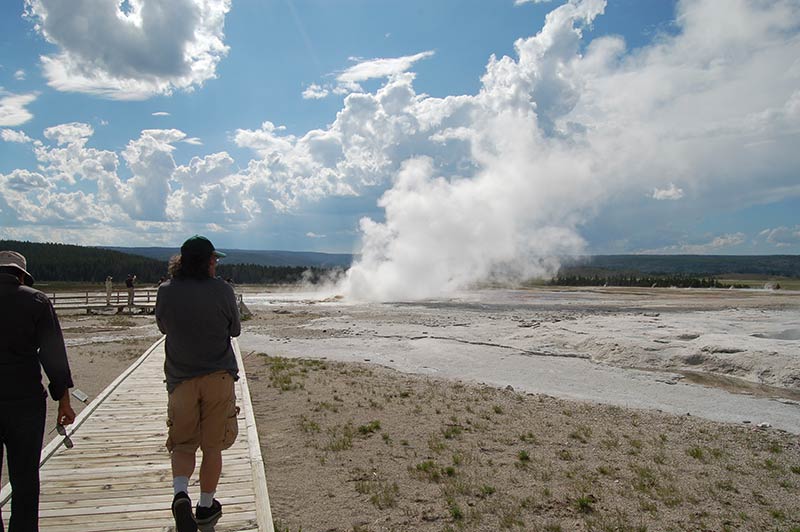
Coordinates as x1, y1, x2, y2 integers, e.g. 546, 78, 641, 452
0, 250, 75, 532
156, 236, 240, 532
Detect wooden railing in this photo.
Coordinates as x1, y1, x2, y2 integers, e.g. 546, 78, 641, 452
48, 289, 159, 310
47, 289, 243, 310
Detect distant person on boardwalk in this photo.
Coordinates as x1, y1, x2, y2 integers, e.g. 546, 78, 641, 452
155, 236, 240, 532
125, 273, 136, 309
0, 250, 76, 531
105, 275, 113, 306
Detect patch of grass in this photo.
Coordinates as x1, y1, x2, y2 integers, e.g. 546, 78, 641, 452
569, 425, 592, 443
357, 420, 381, 435
493, 405, 504, 414
412, 460, 442, 483
313, 401, 338, 413
714, 479, 738, 493
601, 433, 620, 450
448, 500, 464, 521
428, 434, 446, 453
299, 415, 320, 433
442, 424, 464, 439
557, 449, 574, 461
479, 485, 496, 497
518, 450, 531, 464
519, 431, 539, 444
369, 481, 399, 509
324, 423, 354, 451
631, 465, 658, 493
687, 446, 705, 460
266, 356, 305, 391
768, 441, 784, 454
764, 458, 782, 472
575, 494, 595, 514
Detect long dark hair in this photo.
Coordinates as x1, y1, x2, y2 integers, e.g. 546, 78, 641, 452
168, 254, 211, 280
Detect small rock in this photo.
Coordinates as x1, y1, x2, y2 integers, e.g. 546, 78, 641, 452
757, 422, 772, 429
505, 385, 515, 392
742, 420, 751, 424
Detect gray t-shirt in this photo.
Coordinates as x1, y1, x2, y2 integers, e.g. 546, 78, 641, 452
156, 277, 241, 392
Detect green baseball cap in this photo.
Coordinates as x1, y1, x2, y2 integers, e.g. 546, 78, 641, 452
180, 235, 226, 258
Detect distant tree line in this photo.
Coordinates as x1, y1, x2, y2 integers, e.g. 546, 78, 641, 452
560, 255, 800, 277
549, 274, 749, 289
0, 240, 338, 285
216, 264, 342, 284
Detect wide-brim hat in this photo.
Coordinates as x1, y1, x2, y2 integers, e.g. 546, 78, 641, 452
0, 250, 35, 286
180, 235, 226, 258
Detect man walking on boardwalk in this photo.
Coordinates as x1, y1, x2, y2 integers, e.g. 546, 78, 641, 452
0, 250, 75, 532
155, 236, 240, 532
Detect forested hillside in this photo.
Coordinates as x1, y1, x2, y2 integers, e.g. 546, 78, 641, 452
0, 241, 337, 284
558, 255, 800, 277
1, 240, 167, 282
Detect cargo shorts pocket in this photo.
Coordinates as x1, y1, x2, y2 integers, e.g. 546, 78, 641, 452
222, 403, 240, 449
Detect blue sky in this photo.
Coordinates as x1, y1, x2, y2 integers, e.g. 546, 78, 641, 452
1, 0, 799, 268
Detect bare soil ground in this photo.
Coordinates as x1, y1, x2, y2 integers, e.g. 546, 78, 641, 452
245, 353, 800, 532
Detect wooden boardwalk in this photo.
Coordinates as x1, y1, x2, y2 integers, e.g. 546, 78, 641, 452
1, 337, 274, 532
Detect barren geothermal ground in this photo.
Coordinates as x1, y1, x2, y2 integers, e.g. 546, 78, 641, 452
236, 286, 800, 531
239, 287, 800, 432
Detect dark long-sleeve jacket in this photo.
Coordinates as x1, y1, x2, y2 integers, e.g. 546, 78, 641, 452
0, 273, 73, 402
156, 276, 240, 392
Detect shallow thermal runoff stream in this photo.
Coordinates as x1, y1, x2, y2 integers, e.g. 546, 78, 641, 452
238, 287, 800, 434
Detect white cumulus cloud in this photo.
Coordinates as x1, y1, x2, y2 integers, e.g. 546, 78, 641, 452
14, 70, 26, 81
337, 51, 435, 84
302, 83, 330, 100
24, 0, 231, 100
1, 129, 34, 143
0, 91, 37, 126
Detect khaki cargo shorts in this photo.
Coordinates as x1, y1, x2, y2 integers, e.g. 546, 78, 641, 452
166, 371, 239, 453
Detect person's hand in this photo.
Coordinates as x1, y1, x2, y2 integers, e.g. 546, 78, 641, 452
58, 394, 76, 426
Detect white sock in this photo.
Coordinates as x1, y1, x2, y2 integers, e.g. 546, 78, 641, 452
199, 491, 215, 507
173, 476, 189, 496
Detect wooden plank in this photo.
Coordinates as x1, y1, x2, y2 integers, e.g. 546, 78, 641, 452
1, 335, 274, 532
